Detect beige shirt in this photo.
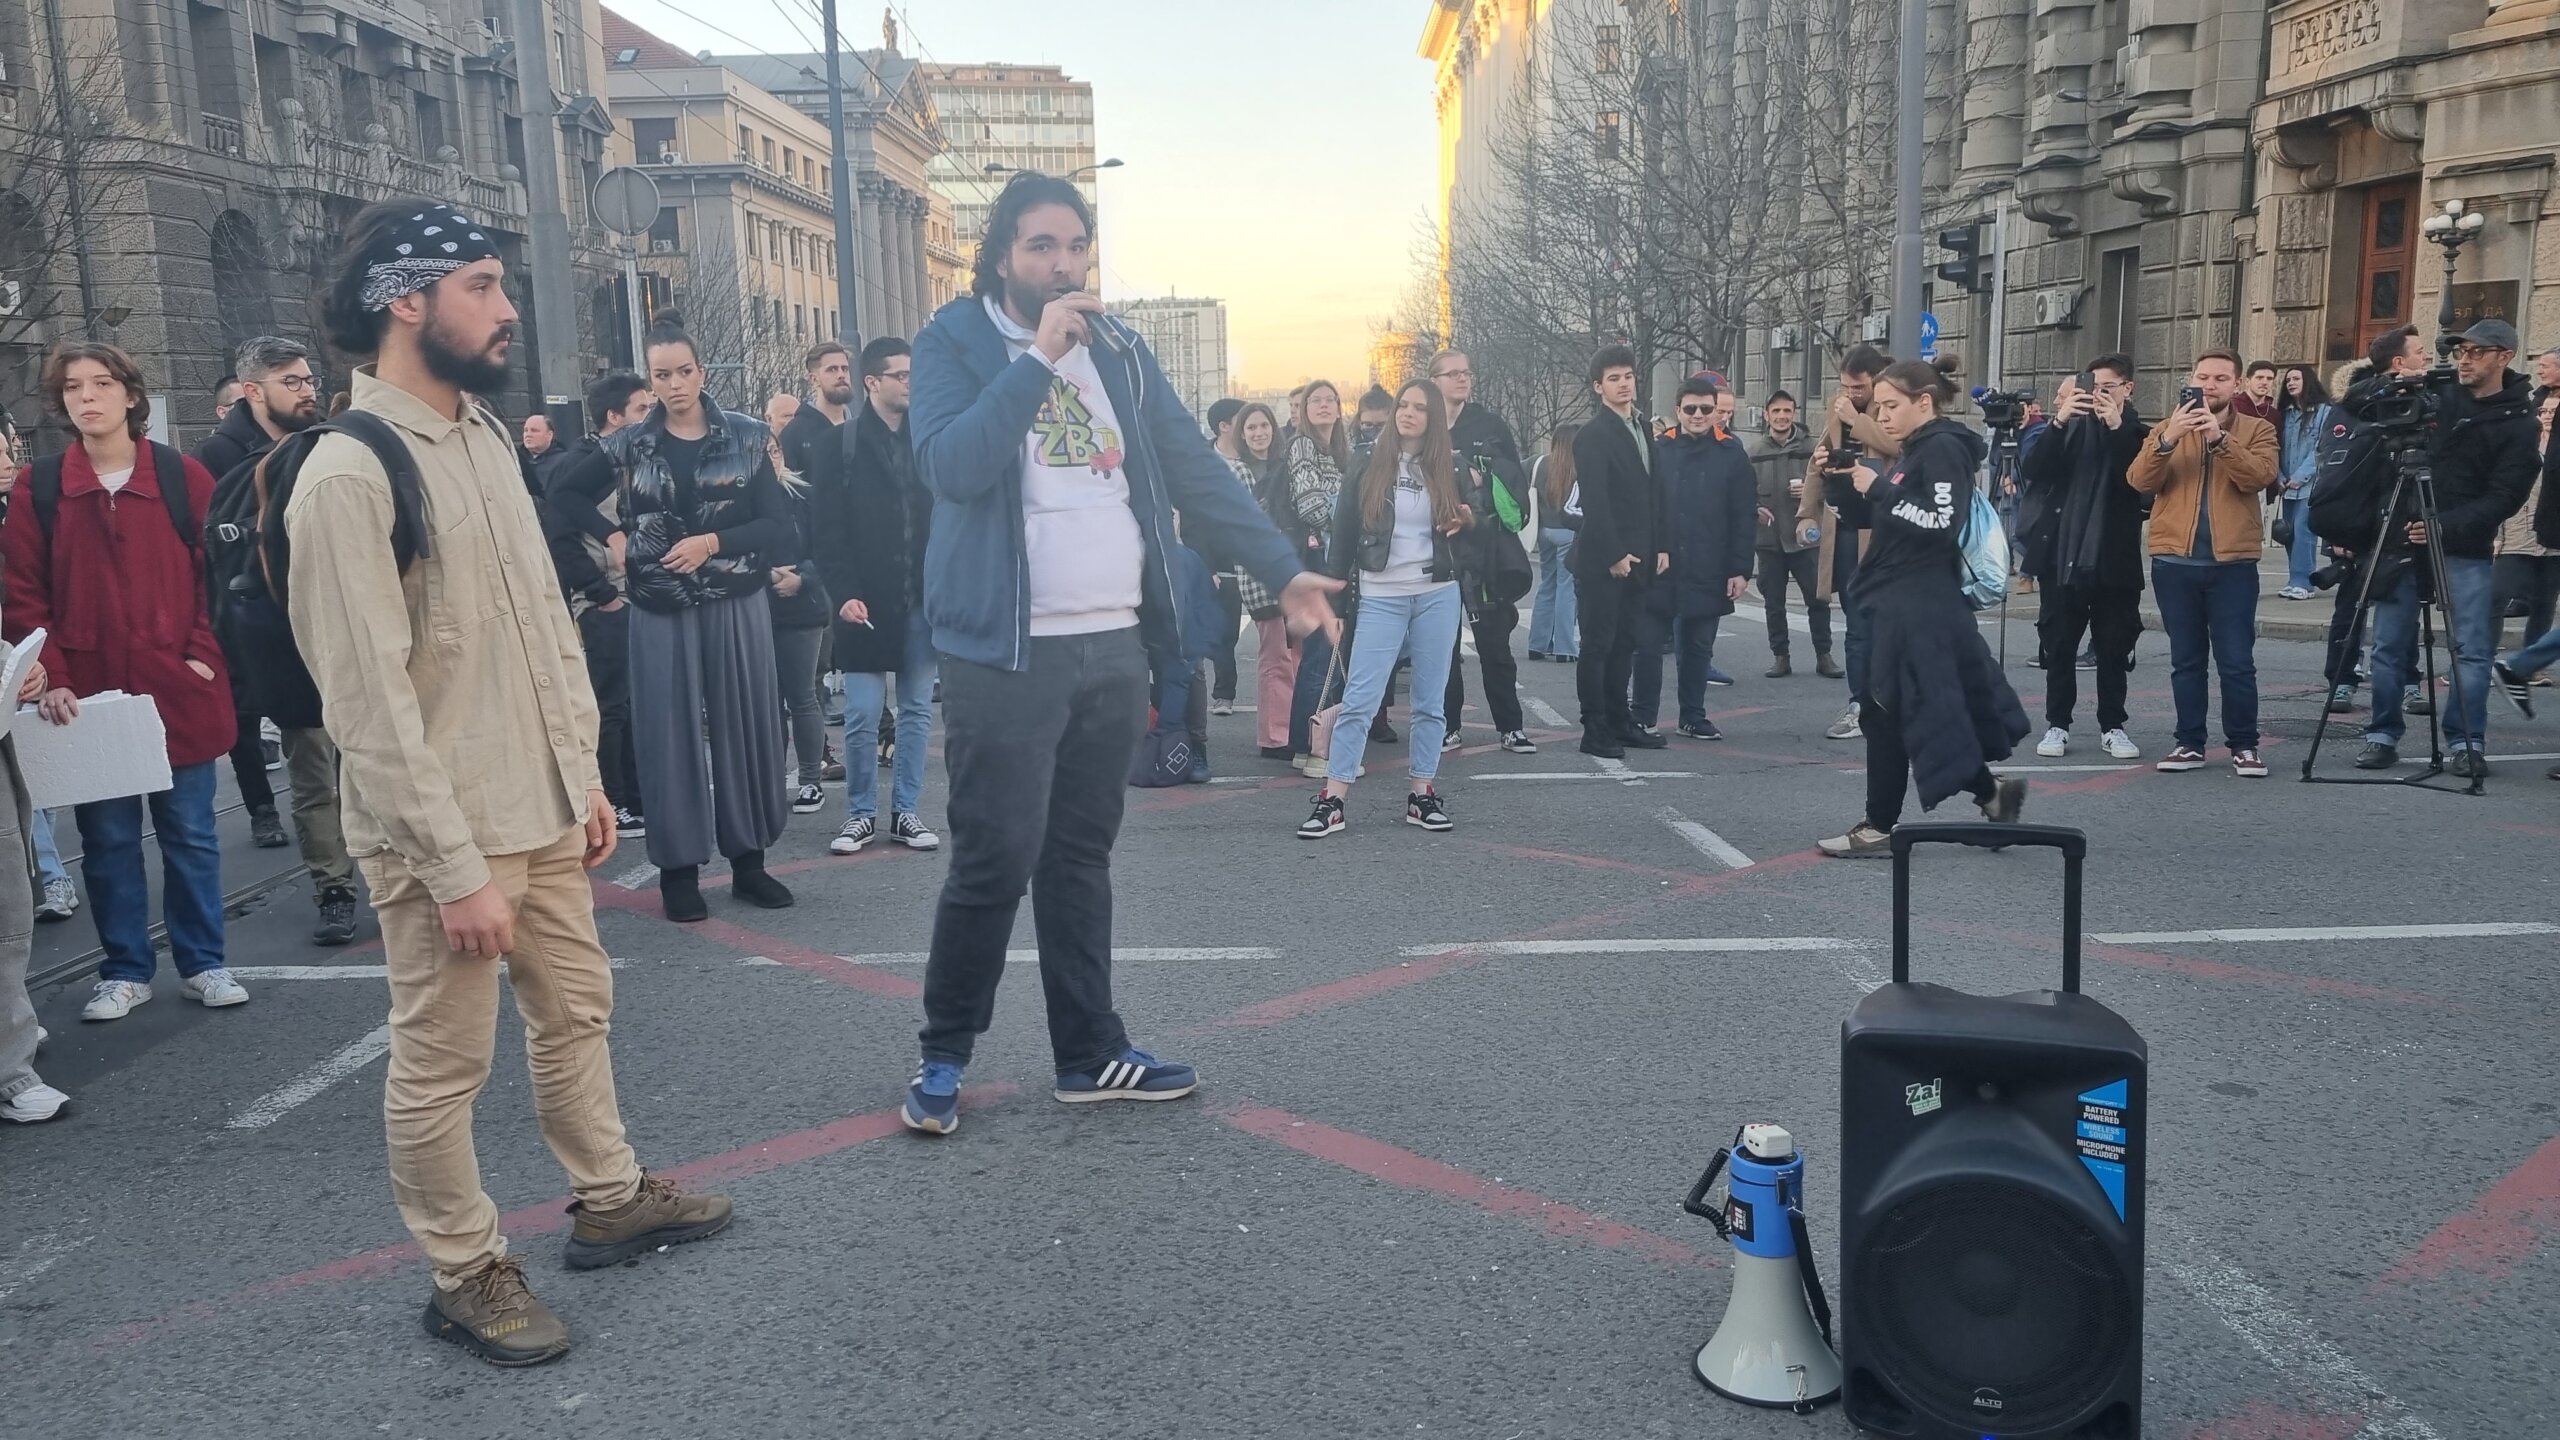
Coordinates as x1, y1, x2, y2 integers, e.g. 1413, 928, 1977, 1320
285, 368, 602, 904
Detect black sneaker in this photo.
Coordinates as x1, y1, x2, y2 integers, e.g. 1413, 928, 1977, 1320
1405, 790, 1453, 831
311, 888, 360, 947
2494, 660, 2537, 719
820, 749, 846, 784
1297, 792, 1346, 839
1620, 724, 1670, 750
1499, 730, 1538, 754
829, 816, 876, 855
1442, 729, 1463, 752
1676, 717, 1723, 741
249, 806, 289, 849
1370, 718, 1399, 744
791, 783, 826, 815
889, 813, 941, 850
1259, 745, 1295, 760
2076, 648, 2098, 670
1578, 728, 1625, 759
2352, 741, 2399, 770
614, 806, 647, 838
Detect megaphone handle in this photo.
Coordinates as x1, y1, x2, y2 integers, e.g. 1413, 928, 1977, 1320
1681, 1146, 1734, 1235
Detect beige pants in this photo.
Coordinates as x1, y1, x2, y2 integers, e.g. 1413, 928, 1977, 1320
364, 825, 641, 1282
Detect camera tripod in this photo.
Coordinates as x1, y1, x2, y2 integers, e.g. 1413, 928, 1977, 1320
2297, 436, 2485, 796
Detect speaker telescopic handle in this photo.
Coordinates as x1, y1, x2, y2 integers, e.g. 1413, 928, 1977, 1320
1889, 822, 2086, 993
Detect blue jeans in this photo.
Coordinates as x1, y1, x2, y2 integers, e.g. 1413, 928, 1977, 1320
1631, 611, 1719, 729
74, 761, 224, 983
29, 808, 67, 888
2368, 555, 2495, 752
1836, 529, 1869, 702
2281, 494, 2321, 591
1289, 626, 1336, 755
843, 611, 939, 820
1327, 585, 1463, 785
2150, 559, 2260, 751
2505, 613, 2560, 677
1529, 532, 1580, 657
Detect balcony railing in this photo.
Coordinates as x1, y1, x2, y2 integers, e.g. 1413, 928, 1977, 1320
201, 113, 245, 158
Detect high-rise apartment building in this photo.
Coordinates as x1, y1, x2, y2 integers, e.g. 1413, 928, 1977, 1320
1107, 296, 1229, 416
918, 64, 1097, 265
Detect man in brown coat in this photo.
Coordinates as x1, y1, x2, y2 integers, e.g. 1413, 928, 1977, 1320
2127, 347, 2281, 778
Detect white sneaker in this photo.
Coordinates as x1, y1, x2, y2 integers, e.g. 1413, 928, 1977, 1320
1211, 700, 1234, 717
830, 816, 876, 855
1, 1082, 69, 1123
35, 877, 77, 921
82, 980, 152, 1021
2035, 726, 2070, 758
179, 970, 250, 1008
2100, 728, 2140, 759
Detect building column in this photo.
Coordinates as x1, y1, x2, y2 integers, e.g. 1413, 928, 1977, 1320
882, 192, 911, 337
857, 179, 888, 339
899, 194, 926, 336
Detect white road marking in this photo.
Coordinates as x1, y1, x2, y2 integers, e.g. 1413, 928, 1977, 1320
2154, 1216, 2445, 1440
610, 860, 660, 891
1730, 601, 1811, 638
1655, 805, 1755, 869
1993, 763, 2142, 773
227, 965, 391, 980
2091, 922, 2559, 945
845, 947, 1282, 965
737, 955, 783, 966
1523, 696, 1571, 728
1402, 937, 1856, 956
1473, 770, 1698, 782
0, 1232, 92, 1303
227, 1024, 393, 1130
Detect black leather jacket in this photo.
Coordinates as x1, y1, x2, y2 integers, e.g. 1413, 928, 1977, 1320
602, 403, 791, 611
1327, 444, 1471, 582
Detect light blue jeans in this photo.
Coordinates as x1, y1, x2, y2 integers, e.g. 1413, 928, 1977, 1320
843, 611, 939, 820
1529, 531, 1580, 658
30, 808, 67, 888
2368, 555, 2495, 752
2281, 493, 2321, 591
1328, 585, 1463, 786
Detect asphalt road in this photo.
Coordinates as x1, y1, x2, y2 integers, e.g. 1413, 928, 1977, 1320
3, 599, 2555, 1439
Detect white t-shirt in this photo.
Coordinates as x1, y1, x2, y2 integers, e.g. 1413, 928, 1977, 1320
986, 297, 1145, 636
97, 466, 133, 495
1360, 453, 1450, 598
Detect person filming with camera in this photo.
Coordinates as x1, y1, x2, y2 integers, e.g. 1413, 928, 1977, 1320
2017, 354, 2146, 761
2128, 349, 2280, 777
2342, 318, 2539, 777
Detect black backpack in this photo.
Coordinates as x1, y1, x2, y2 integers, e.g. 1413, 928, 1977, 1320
202, 411, 434, 728
2305, 413, 2395, 554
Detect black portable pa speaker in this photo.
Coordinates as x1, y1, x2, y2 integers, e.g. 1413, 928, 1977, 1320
1839, 824, 2144, 1440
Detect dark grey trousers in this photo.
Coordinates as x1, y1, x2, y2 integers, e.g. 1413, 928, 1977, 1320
919, 627, 1148, 1073
630, 592, 790, 870
0, 751, 37, 1103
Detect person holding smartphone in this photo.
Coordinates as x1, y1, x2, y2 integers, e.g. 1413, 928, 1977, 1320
2127, 349, 2281, 777
1795, 345, 1900, 741
2016, 354, 2146, 760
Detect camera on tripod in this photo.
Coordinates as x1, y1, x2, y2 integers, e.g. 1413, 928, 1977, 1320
2359, 365, 2457, 436
1974, 387, 2036, 431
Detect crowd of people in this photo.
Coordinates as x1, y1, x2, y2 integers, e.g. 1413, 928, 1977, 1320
1, 167, 2556, 1368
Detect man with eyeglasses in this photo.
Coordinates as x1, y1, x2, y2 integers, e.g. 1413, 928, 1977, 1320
2017, 353, 2147, 761
1428, 349, 1537, 754
193, 336, 362, 946
2348, 318, 2540, 777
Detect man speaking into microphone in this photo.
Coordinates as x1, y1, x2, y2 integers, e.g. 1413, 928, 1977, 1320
895, 171, 1341, 1135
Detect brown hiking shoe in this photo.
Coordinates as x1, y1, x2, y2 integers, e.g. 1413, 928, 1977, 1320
563, 1172, 734, 1270
422, 1255, 571, 1367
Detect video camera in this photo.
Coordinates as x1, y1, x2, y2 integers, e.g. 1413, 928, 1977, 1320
1972, 386, 2036, 431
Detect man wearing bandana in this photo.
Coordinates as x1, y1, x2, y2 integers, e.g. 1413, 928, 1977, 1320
285, 200, 730, 1367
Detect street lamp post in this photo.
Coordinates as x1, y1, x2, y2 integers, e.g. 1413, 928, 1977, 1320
984, 158, 1124, 182
2421, 198, 2490, 341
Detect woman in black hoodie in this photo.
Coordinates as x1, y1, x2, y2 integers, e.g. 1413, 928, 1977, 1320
1819, 360, 2032, 857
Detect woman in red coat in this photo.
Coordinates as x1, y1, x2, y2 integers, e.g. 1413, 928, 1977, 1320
3, 341, 246, 1022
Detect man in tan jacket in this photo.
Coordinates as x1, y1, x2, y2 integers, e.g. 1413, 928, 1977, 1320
2127, 348, 2280, 778
288, 199, 729, 1368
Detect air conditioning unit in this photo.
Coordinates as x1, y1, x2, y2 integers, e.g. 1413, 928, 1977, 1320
1860, 314, 1890, 342
2037, 287, 2086, 330
651, 144, 680, 164
0, 279, 21, 317
649, 239, 677, 254
1770, 325, 1801, 352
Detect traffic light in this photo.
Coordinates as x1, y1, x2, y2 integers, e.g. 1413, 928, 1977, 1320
1936, 223, 1989, 294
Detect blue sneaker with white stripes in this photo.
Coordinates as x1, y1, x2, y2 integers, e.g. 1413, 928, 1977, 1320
901, 1059, 964, 1135
1053, 1048, 1198, 1104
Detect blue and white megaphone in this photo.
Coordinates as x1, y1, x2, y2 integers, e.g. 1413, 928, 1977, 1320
1682, 1123, 1843, 1413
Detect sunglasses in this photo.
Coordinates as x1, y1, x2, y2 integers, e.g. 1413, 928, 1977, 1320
1678, 404, 1715, 416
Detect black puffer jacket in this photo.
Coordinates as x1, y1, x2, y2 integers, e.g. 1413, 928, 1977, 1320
2540, 425, 2560, 550
1649, 429, 1758, 622
1328, 445, 1468, 583
602, 403, 793, 612
2338, 369, 2538, 558
192, 401, 273, 484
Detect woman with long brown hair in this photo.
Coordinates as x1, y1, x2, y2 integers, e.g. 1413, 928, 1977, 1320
1527, 422, 1582, 660
1298, 381, 1477, 837
1217, 402, 1300, 756
1284, 379, 1357, 772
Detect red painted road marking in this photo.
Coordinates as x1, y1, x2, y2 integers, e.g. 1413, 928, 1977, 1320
1132, 774, 1302, 813
2181, 1402, 2363, 1439
1462, 840, 1699, 884
2083, 938, 2454, 1010
2376, 1132, 2560, 1289
101, 1090, 1013, 1347
1218, 1100, 1709, 1269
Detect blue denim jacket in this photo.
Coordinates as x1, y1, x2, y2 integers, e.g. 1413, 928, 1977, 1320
907, 296, 1301, 671
2280, 405, 2330, 497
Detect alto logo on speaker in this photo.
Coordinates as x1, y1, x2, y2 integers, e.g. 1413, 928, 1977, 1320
1972, 1388, 2005, 1414
1904, 1078, 1942, 1115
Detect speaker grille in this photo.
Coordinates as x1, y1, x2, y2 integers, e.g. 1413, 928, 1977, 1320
1853, 1179, 2133, 1431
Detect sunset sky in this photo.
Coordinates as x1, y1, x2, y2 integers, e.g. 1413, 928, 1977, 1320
607, 0, 1440, 390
